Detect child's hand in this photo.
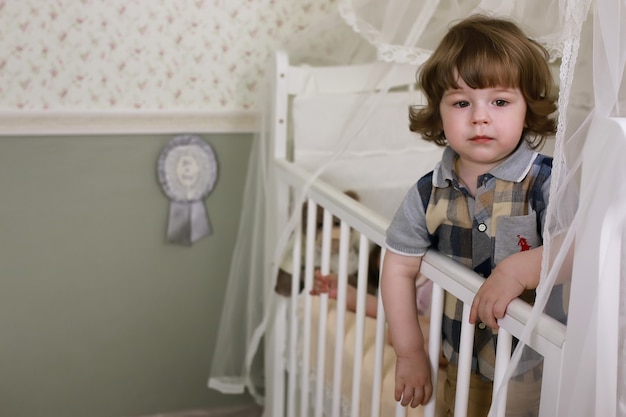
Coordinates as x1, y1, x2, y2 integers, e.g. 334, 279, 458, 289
310, 270, 338, 298
469, 247, 542, 329
469, 266, 526, 329
394, 348, 433, 408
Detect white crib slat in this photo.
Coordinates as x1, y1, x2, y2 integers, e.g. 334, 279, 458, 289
423, 282, 444, 417
394, 402, 407, 416
370, 248, 387, 417
271, 297, 287, 417
300, 198, 317, 417
314, 209, 333, 417
371, 294, 386, 417
491, 327, 512, 417
331, 221, 351, 417
314, 293, 329, 417
320, 209, 333, 275
350, 234, 372, 417
454, 304, 475, 417
539, 345, 564, 417
287, 224, 302, 417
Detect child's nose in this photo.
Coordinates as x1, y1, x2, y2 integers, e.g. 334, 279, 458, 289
471, 105, 490, 124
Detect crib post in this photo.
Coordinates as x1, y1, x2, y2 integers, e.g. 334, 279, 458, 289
265, 298, 287, 417
272, 49, 290, 163
538, 344, 565, 417
264, 49, 292, 417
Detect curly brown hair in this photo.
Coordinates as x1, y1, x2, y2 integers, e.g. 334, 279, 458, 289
409, 15, 557, 149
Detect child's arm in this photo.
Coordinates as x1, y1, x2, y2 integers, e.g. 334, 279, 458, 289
311, 271, 379, 318
381, 251, 433, 408
469, 246, 543, 329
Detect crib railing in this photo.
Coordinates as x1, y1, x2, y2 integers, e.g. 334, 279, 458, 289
268, 159, 567, 417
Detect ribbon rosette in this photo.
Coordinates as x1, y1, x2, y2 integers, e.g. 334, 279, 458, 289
157, 135, 218, 245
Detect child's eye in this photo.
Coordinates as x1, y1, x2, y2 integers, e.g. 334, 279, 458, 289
454, 101, 470, 108
494, 99, 508, 106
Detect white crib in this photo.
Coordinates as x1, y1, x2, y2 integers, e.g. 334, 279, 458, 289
263, 49, 569, 417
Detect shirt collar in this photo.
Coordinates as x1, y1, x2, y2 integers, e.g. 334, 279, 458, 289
432, 141, 539, 188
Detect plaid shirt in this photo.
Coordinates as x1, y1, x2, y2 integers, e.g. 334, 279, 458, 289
386, 141, 554, 379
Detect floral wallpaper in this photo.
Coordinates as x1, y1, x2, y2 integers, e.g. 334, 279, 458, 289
0, 0, 338, 112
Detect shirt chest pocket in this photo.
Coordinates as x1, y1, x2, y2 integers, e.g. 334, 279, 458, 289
493, 212, 542, 265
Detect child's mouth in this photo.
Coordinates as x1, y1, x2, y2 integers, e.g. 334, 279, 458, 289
470, 135, 493, 143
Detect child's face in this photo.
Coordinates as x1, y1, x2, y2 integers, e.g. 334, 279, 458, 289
439, 77, 526, 171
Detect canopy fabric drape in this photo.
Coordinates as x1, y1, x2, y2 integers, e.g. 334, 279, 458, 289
208, 0, 626, 415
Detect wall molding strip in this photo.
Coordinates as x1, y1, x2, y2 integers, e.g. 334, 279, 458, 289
0, 110, 258, 136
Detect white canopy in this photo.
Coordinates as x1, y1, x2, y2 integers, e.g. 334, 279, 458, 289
209, 1, 626, 415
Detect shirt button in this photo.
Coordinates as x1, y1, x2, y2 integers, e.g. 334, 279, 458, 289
478, 322, 487, 330
477, 223, 487, 232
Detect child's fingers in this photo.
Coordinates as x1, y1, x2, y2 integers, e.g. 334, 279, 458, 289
312, 272, 342, 298
400, 387, 417, 408
394, 382, 404, 402
399, 386, 414, 407
480, 299, 498, 329
469, 296, 479, 324
409, 388, 422, 408
312, 276, 330, 294
421, 380, 433, 405
493, 299, 508, 320
405, 381, 433, 408
328, 277, 337, 290
470, 294, 500, 329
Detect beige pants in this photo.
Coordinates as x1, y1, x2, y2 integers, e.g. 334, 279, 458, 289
443, 363, 542, 417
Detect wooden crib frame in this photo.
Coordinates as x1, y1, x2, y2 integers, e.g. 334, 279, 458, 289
264, 49, 567, 417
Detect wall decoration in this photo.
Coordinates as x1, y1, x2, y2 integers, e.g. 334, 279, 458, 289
157, 134, 218, 245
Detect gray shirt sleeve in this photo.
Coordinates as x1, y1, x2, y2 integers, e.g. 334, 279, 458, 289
385, 183, 432, 256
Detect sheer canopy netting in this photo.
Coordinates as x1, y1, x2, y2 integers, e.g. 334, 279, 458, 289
209, 0, 626, 415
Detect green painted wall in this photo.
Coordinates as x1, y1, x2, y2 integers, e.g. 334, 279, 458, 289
0, 133, 254, 417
